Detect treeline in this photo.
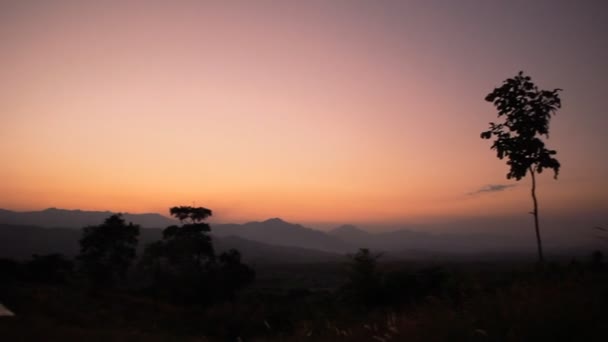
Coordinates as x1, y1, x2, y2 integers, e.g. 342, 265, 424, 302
1, 206, 255, 306
2, 207, 608, 340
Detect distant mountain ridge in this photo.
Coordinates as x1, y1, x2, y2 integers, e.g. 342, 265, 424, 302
328, 224, 371, 245
213, 218, 351, 253
0, 208, 596, 258
0, 208, 177, 228
0, 223, 341, 263
212, 235, 341, 263
0, 208, 531, 255
214, 219, 530, 255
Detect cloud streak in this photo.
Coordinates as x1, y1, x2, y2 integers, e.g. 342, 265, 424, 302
468, 184, 517, 196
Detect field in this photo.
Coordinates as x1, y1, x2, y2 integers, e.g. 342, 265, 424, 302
2, 256, 608, 341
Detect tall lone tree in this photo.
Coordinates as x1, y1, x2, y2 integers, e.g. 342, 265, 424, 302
144, 206, 215, 278
142, 206, 254, 304
142, 206, 215, 303
481, 72, 561, 262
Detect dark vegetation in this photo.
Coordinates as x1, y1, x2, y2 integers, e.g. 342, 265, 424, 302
1, 208, 607, 341
78, 214, 140, 287
140, 206, 255, 304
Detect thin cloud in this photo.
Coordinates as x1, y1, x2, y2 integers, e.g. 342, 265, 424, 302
468, 184, 517, 196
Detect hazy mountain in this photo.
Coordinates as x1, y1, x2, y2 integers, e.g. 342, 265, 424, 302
212, 235, 341, 263
328, 224, 371, 244
0, 224, 81, 259
213, 218, 352, 253
0, 208, 177, 228
0, 224, 164, 259
339, 227, 534, 254
2, 208, 601, 261
0, 224, 340, 263
326, 222, 518, 253
213, 219, 532, 255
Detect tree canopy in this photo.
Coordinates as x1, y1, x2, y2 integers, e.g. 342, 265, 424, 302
481, 71, 562, 262
142, 206, 254, 304
169, 206, 212, 223
78, 214, 140, 285
481, 71, 561, 180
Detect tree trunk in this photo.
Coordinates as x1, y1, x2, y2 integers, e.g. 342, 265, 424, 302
530, 168, 544, 263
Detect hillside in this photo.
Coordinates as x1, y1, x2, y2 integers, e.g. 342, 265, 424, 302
0, 208, 177, 228
213, 218, 352, 253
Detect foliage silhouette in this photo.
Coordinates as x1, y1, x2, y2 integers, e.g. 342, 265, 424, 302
142, 206, 254, 304
343, 248, 383, 307
170, 205, 212, 223
216, 249, 256, 301
26, 253, 73, 283
482, 71, 562, 262
143, 206, 215, 277
77, 214, 140, 286
589, 250, 605, 272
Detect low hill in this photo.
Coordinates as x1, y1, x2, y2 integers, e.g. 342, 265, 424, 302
0, 224, 341, 264
328, 224, 371, 246
213, 218, 351, 253
0, 208, 177, 228
212, 235, 342, 263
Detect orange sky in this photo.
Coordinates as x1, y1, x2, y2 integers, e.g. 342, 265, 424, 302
1, 1, 607, 227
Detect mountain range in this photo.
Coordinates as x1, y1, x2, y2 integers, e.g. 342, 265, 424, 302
0, 208, 177, 228
213, 218, 350, 253
0, 208, 601, 262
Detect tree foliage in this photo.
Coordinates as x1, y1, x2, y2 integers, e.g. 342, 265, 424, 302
144, 206, 215, 274
27, 254, 73, 284
78, 214, 140, 285
142, 206, 254, 304
344, 248, 383, 307
170, 206, 212, 224
216, 249, 256, 300
481, 72, 562, 262
481, 71, 561, 180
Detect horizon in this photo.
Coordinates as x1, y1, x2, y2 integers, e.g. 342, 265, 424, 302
1, 206, 605, 245
1, 1, 607, 232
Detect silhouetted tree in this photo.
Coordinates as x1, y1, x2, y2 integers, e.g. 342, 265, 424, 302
145, 206, 215, 271
590, 250, 604, 271
344, 248, 383, 307
78, 214, 140, 286
27, 254, 73, 283
216, 249, 255, 301
142, 206, 255, 304
170, 206, 213, 224
142, 206, 216, 303
482, 72, 561, 262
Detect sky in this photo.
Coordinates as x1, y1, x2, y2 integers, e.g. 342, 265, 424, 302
1, 1, 607, 231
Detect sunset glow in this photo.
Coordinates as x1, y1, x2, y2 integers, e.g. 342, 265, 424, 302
1, 1, 607, 227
